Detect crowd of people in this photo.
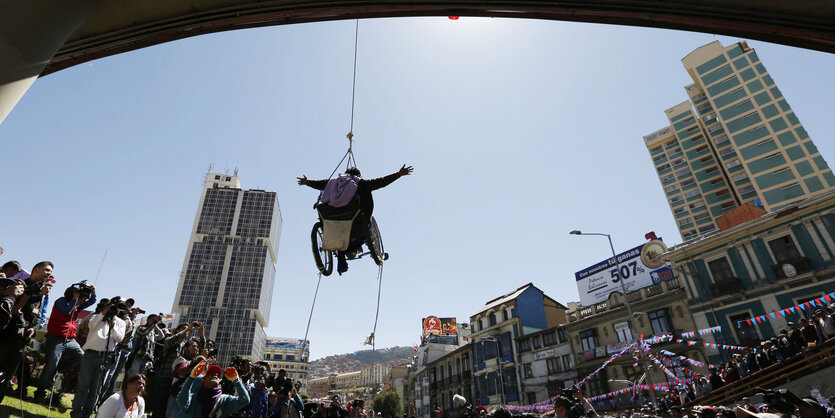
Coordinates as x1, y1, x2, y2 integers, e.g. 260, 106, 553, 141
0, 260, 340, 418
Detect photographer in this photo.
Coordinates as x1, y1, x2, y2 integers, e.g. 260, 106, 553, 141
22, 262, 56, 332
0, 279, 27, 402
71, 298, 127, 418
126, 313, 165, 377
100, 302, 140, 402
271, 382, 304, 418
249, 366, 272, 418
34, 280, 97, 402
326, 395, 348, 418
150, 321, 203, 416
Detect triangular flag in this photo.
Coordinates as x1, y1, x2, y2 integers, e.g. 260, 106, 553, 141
825, 294, 832, 302
810, 300, 818, 307
804, 301, 812, 309
816, 298, 823, 305
790, 306, 796, 313
770, 312, 776, 319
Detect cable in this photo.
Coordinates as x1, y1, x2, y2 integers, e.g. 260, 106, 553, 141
348, 18, 359, 139
300, 273, 324, 357
370, 264, 383, 369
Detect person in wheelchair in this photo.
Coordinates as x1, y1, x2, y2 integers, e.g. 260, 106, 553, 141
298, 164, 413, 274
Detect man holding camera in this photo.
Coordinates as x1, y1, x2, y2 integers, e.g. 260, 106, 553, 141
126, 313, 165, 377
151, 321, 204, 416
272, 381, 304, 418
71, 299, 127, 418
34, 281, 97, 402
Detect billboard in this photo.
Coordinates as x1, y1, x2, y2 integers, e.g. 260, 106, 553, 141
574, 240, 674, 306
422, 316, 457, 336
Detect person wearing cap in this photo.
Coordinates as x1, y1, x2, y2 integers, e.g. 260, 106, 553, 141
816, 309, 835, 340
34, 279, 98, 402
177, 360, 250, 417
799, 318, 819, 347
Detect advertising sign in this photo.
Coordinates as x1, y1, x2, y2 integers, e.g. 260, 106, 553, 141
422, 316, 458, 336
574, 240, 674, 306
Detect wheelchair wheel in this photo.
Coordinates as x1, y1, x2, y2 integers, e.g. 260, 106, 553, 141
367, 217, 386, 266
311, 222, 333, 276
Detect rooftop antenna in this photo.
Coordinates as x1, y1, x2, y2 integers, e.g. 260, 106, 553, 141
208, 163, 214, 173
234, 167, 238, 177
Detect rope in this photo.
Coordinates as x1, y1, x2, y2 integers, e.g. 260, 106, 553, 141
300, 273, 324, 357
348, 18, 359, 138
370, 264, 383, 369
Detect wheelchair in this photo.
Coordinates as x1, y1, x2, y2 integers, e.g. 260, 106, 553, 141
310, 196, 387, 276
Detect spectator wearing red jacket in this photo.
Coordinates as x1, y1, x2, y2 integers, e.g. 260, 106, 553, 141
34, 282, 96, 402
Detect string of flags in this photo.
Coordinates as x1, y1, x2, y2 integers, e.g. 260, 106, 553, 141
736, 292, 834, 328
585, 378, 695, 403
675, 338, 756, 352
658, 349, 706, 367
679, 326, 722, 339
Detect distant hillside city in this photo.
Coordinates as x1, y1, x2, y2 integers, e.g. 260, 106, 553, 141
310, 346, 414, 378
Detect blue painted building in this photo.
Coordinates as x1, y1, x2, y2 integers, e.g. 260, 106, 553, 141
468, 283, 566, 406
664, 190, 835, 362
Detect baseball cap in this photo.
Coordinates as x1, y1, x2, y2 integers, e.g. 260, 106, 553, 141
207, 365, 223, 376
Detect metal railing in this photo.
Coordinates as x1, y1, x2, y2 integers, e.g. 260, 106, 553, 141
688, 338, 835, 407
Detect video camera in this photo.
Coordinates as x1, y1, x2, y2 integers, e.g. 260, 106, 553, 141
104, 296, 129, 320
64, 280, 94, 300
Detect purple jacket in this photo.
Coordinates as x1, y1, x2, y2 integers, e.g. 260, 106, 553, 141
321, 174, 358, 207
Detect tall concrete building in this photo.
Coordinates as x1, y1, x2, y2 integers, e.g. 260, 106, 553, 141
645, 41, 834, 241
172, 172, 281, 365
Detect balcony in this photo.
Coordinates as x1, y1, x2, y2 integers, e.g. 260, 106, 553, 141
770, 257, 813, 280
709, 277, 744, 298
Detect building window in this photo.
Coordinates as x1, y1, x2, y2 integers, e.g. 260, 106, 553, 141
546, 358, 560, 374
648, 310, 672, 335
532, 336, 542, 350
558, 328, 568, 343
614, 322, 631, 343
708, 257, 735, 281
684, 189, 700, 198
730, 312, 760, 346
519, 339, 532, 352
524, 363, 533, 378
561, 355, 572, 371
489, 313, 497, 326
768, 235, 802, 263
543, 332, 557, 346
579, 329, 597, 351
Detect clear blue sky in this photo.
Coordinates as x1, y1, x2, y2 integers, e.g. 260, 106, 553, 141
2, 17, 834, 360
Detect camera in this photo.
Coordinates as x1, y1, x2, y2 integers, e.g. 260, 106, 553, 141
24, 280, 45, 296
104, 296, 129, 320
192, 321, 202, 328
65, 280, 94, 300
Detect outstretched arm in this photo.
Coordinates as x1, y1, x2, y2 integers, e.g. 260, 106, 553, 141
297, 175, 328, 191
365, 164, 414, 191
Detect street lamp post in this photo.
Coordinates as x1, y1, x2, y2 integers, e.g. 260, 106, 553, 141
483, 336, 505, 405
569, 230, 657, 408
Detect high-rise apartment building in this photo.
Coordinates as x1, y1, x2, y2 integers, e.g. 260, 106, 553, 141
172, 172, 281, 365
645, 41, 834, 240
262, 337, 310, 392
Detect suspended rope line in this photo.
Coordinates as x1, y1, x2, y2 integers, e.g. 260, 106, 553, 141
348, 18, 360, 138
300, 272, 324, 358
370, 264, 384, 368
